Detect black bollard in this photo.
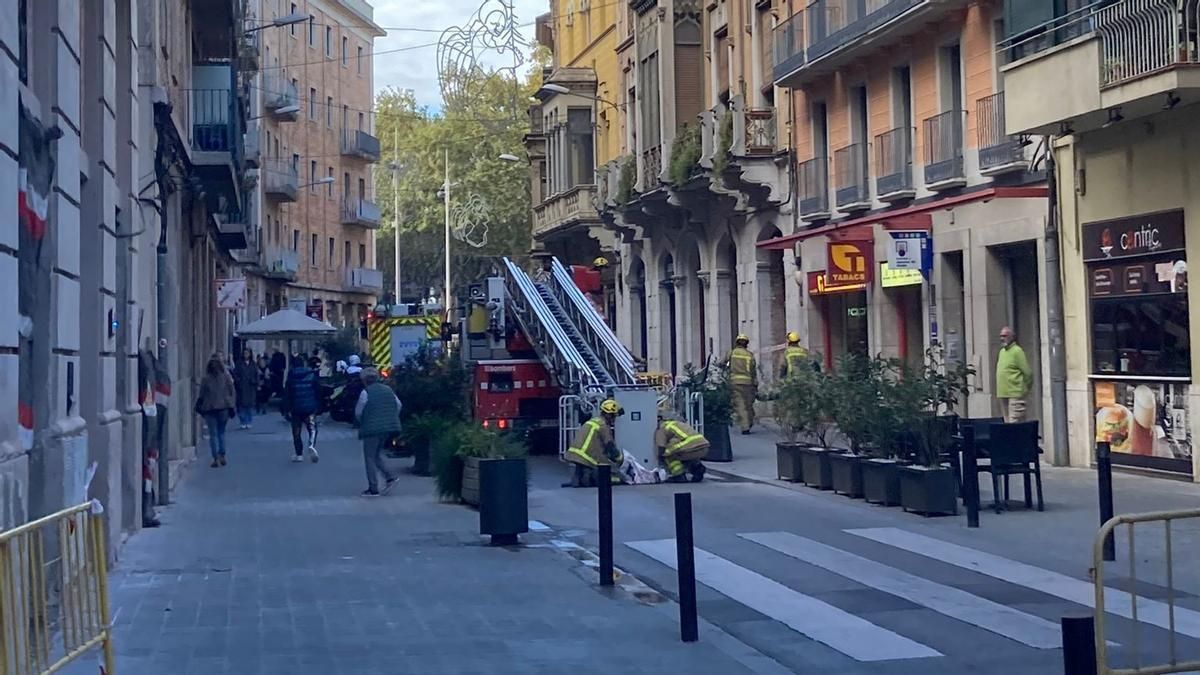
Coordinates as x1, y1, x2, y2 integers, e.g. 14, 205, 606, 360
961, 425, 979, 529
1061, 614, 1098, 674
598, 465, 614, 586
674, 492, 699, 643
1096, 441, 1115, 562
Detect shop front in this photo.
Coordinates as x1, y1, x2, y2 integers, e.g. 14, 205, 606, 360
807, 271, 869, 369
1086, 209, 1192, 474
879, 263, 925, 370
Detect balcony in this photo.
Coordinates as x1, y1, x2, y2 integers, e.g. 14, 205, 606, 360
1001, 0, 1200, 136
341, 198, 382, 229
244, 122, 261, 169
263, 74, 299, 121
259, 247, 298, 281
797, 157, 831, 221
743, 107, 778, 156
834, 143, 871, 211
213, 210, 248, 250
263, 160, 299, 202
775, 0, 960, 87
188, 79, 244, 210
976, 92, 1027, 176
922, 110, 965, 190
532, 184, 602, 240
341, 129, 382, 162
641, 145, 663, 190
239, 29, 260, 71
874, 127, 914, 201
346, 267, 384, 293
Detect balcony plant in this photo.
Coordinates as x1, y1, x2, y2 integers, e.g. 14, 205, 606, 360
616, 155, 636, 205
669, 123, 703, 186
711, 109, 734, 175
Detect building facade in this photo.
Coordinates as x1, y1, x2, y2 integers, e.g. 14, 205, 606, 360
246, 0, 384, 329
1001, 0, 1200, 479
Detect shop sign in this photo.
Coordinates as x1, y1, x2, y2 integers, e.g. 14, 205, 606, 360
879, 263, 923, 288
807, 271, 866, 296
1088, 255, 1187, 298
306, 301, 324, 321
1094, 380, 1192, 473
827, 240, 873, 285
287, 298, 307, 314
887, 231, 931, 274
215, 278, 246, 309
1082, 209, 1185, 262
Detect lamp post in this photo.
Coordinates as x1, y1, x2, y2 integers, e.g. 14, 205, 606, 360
244, 12, 308, 33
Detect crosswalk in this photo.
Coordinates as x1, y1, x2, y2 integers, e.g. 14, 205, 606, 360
627, 527, 1186, 666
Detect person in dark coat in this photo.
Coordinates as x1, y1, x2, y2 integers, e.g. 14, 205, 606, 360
196, 355, 235, 468
282, 354, 321, 463
268, 349, 287, 398
255, 355, 272, 414
232, 348, 260, 429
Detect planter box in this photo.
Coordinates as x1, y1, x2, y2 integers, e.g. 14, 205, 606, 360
478, 457, 529, 545
798, 446, 833, 490
705, 424, 733, 462
411, 445, 431, 476
862, 458, 903, 506
462, 456, 482, 506
898, 465, 959, 516
829, 453, 864, 498
776, 442, 806, 482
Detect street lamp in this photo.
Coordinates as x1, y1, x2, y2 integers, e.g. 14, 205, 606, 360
298, 176, 335, 189
535, 84, 624, 110
244, 12, 308, 33
497, 153, 521, 163
249, 104, 299, 120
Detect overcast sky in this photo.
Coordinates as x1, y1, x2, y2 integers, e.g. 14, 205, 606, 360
370, 0, 543, 109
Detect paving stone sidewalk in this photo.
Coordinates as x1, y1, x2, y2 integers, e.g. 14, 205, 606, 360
78, 416, 765, 675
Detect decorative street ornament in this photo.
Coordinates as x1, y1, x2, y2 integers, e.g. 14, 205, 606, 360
451, 192, 490, 248
437, 0, 526, 113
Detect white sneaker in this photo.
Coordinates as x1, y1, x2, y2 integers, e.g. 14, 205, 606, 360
308, 445, 319, 463
291, 455, 303, 463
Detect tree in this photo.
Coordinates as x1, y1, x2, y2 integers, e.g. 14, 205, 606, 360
373, 61, 543, 302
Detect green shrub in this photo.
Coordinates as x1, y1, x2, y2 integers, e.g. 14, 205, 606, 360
432, 422, 528, 502
669, 123, 702, 186
681, 363, 733, 427
387, 343, 470, 423
774, 364, 832, 446
616, 155, 636, 204
712, 109, 733, 175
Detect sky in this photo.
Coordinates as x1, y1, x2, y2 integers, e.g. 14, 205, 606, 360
370, 0, 544, 110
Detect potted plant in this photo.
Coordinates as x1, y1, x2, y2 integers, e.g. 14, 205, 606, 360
683, 364, 734, 462
772, 366, 823, 481
862, 361, 925, 506
399, 413, 445, 476
826, 354, 891, 498
795, 364, 837, 490
389, 345, 470, 476
898, 349, 975, 516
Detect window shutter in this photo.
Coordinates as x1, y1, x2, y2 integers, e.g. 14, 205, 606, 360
675, 44, 703, 126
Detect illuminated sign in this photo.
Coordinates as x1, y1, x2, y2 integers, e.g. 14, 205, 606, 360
879, 263, 923, 288
807, 271, 866, 296
827, 240, 873, 285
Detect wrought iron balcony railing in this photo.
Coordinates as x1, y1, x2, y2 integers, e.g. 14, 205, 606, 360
834, 142, 870, 209
922, 109, 965, 188
875, 127, 914, 199
797, 157, 831, 219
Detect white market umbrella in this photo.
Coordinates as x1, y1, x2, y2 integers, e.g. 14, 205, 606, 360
236, 309, 336, 340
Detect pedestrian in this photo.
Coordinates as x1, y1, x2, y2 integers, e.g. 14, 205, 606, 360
354, 367, 402, 497
196, 355, 235, 468
282, 354, 321, 463
723, 334, 758, 434
779, 331, 817, 379
268, 349, 287, 398
996, 325, 1033, 423
232, 348, 259, 429
255, 355, 272, 414
562, 399, 622, 488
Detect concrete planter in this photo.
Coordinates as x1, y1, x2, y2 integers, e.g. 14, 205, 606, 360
477, 457, 529, 546
862, 458, 903, 506
798, 446, 833, 490
829, 453, 865, 498
898, 465, 958, 516
462, 456, 482, 506
705, 424, 733, 462
775, 442, 806, 482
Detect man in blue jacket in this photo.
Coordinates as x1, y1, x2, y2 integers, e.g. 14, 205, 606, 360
283, 354, 321, 463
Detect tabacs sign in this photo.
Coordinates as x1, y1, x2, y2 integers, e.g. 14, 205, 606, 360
807, 271, 866, 296
1082, 209, 1185, 262
827, 240, 873, 285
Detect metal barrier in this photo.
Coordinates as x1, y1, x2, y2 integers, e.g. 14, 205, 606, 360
558, 394, 583, 459
0, 501, 116, 675
1092, 508, 1200, 674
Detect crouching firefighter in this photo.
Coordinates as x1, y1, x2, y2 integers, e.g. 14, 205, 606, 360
562, 399, 624, 487
655, 406, 709, 483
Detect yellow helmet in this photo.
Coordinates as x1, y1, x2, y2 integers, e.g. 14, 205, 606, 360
786, 331, 801, 344
599, 399, 621, 415
592, 256, 610, 268
735, 333, 750, 345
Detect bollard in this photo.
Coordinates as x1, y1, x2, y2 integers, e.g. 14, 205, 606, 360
1096, 441, 1115, 562
597, 465, 614, 586
961, 426, 979, 529
674, 492, 699, 643
1061, 614, 1098, 674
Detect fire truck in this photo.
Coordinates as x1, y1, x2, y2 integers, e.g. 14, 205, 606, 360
364, 303, 445, 376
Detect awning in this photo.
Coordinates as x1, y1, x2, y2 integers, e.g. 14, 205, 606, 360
236, 309, 336, 339
757, 186, 1048, 250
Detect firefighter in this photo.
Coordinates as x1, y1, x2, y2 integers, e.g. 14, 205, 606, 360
655, 405, 708, 483
723, 334, 758, 434
562, 399, 623, 488
779, 331, 818, 379
592, 256, 609, 270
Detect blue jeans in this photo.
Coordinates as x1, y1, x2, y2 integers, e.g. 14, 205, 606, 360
204, 413, 228, 459
237, 406, 254, 426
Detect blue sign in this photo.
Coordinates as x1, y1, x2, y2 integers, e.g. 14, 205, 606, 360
888, 231, 932, 278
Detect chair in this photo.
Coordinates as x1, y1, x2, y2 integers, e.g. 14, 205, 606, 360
954, 417, 1001, 501
976, 420, 1043, 513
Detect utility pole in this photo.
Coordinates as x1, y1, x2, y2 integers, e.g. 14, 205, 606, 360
443, 147, 451, 311
1044, 136, 1070, 466
392, 126, 402, 302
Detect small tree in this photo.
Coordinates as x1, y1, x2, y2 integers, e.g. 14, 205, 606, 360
774, 365, 824, 444
828, 353, 890, 453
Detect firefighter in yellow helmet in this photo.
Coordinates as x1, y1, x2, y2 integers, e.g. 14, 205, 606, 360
562, 399, 623, 487
655, 403, 709, 483
722, 334, 758, 434
779, 331, 817, 379
592, 256, 609, 269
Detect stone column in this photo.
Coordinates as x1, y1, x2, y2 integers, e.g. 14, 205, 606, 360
672, 275, 692, 371
712, 269, 735, 358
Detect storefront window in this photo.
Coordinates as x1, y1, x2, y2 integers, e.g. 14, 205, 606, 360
1091, 290, 1189, 376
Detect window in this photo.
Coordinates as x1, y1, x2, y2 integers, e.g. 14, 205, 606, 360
309, 88, 317, 118
358, 177, 366, 201
325, 26, 332, 56
343, 105, 349, 130
290, 3, 298, 35
327, 167, 334, 197
292, 229, 299, 251
567, 109, 594, 190
357, 112, 364, 132
357, 46, 363, 74
308, 15, 316, 46
311, 234, 318, 265
328, 237, 335, 265
342, 37, 348, 65
310, 160, 317, 190
344, 241, 351, 267
291, 152, 300, 173
326, 96, 333, 126
17, 0, 27, 82
359, 244, 366, 267
343, 172, 351, 201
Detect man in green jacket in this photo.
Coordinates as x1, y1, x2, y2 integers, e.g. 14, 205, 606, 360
355, 368, 402, 497
996, 326, 1032, 423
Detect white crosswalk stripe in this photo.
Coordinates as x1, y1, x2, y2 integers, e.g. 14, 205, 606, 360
627, 538, 942, 662
849, 527, 1200, 638
741, 531, 1062, 649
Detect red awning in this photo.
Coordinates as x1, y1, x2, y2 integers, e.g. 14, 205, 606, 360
757, 186, 1048, 250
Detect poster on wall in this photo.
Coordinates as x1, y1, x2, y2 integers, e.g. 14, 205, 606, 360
1095, 380, 1192, 473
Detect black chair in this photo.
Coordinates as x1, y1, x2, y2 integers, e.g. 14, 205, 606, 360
977, 420, 1043, 513
954, 417, 1001, 501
